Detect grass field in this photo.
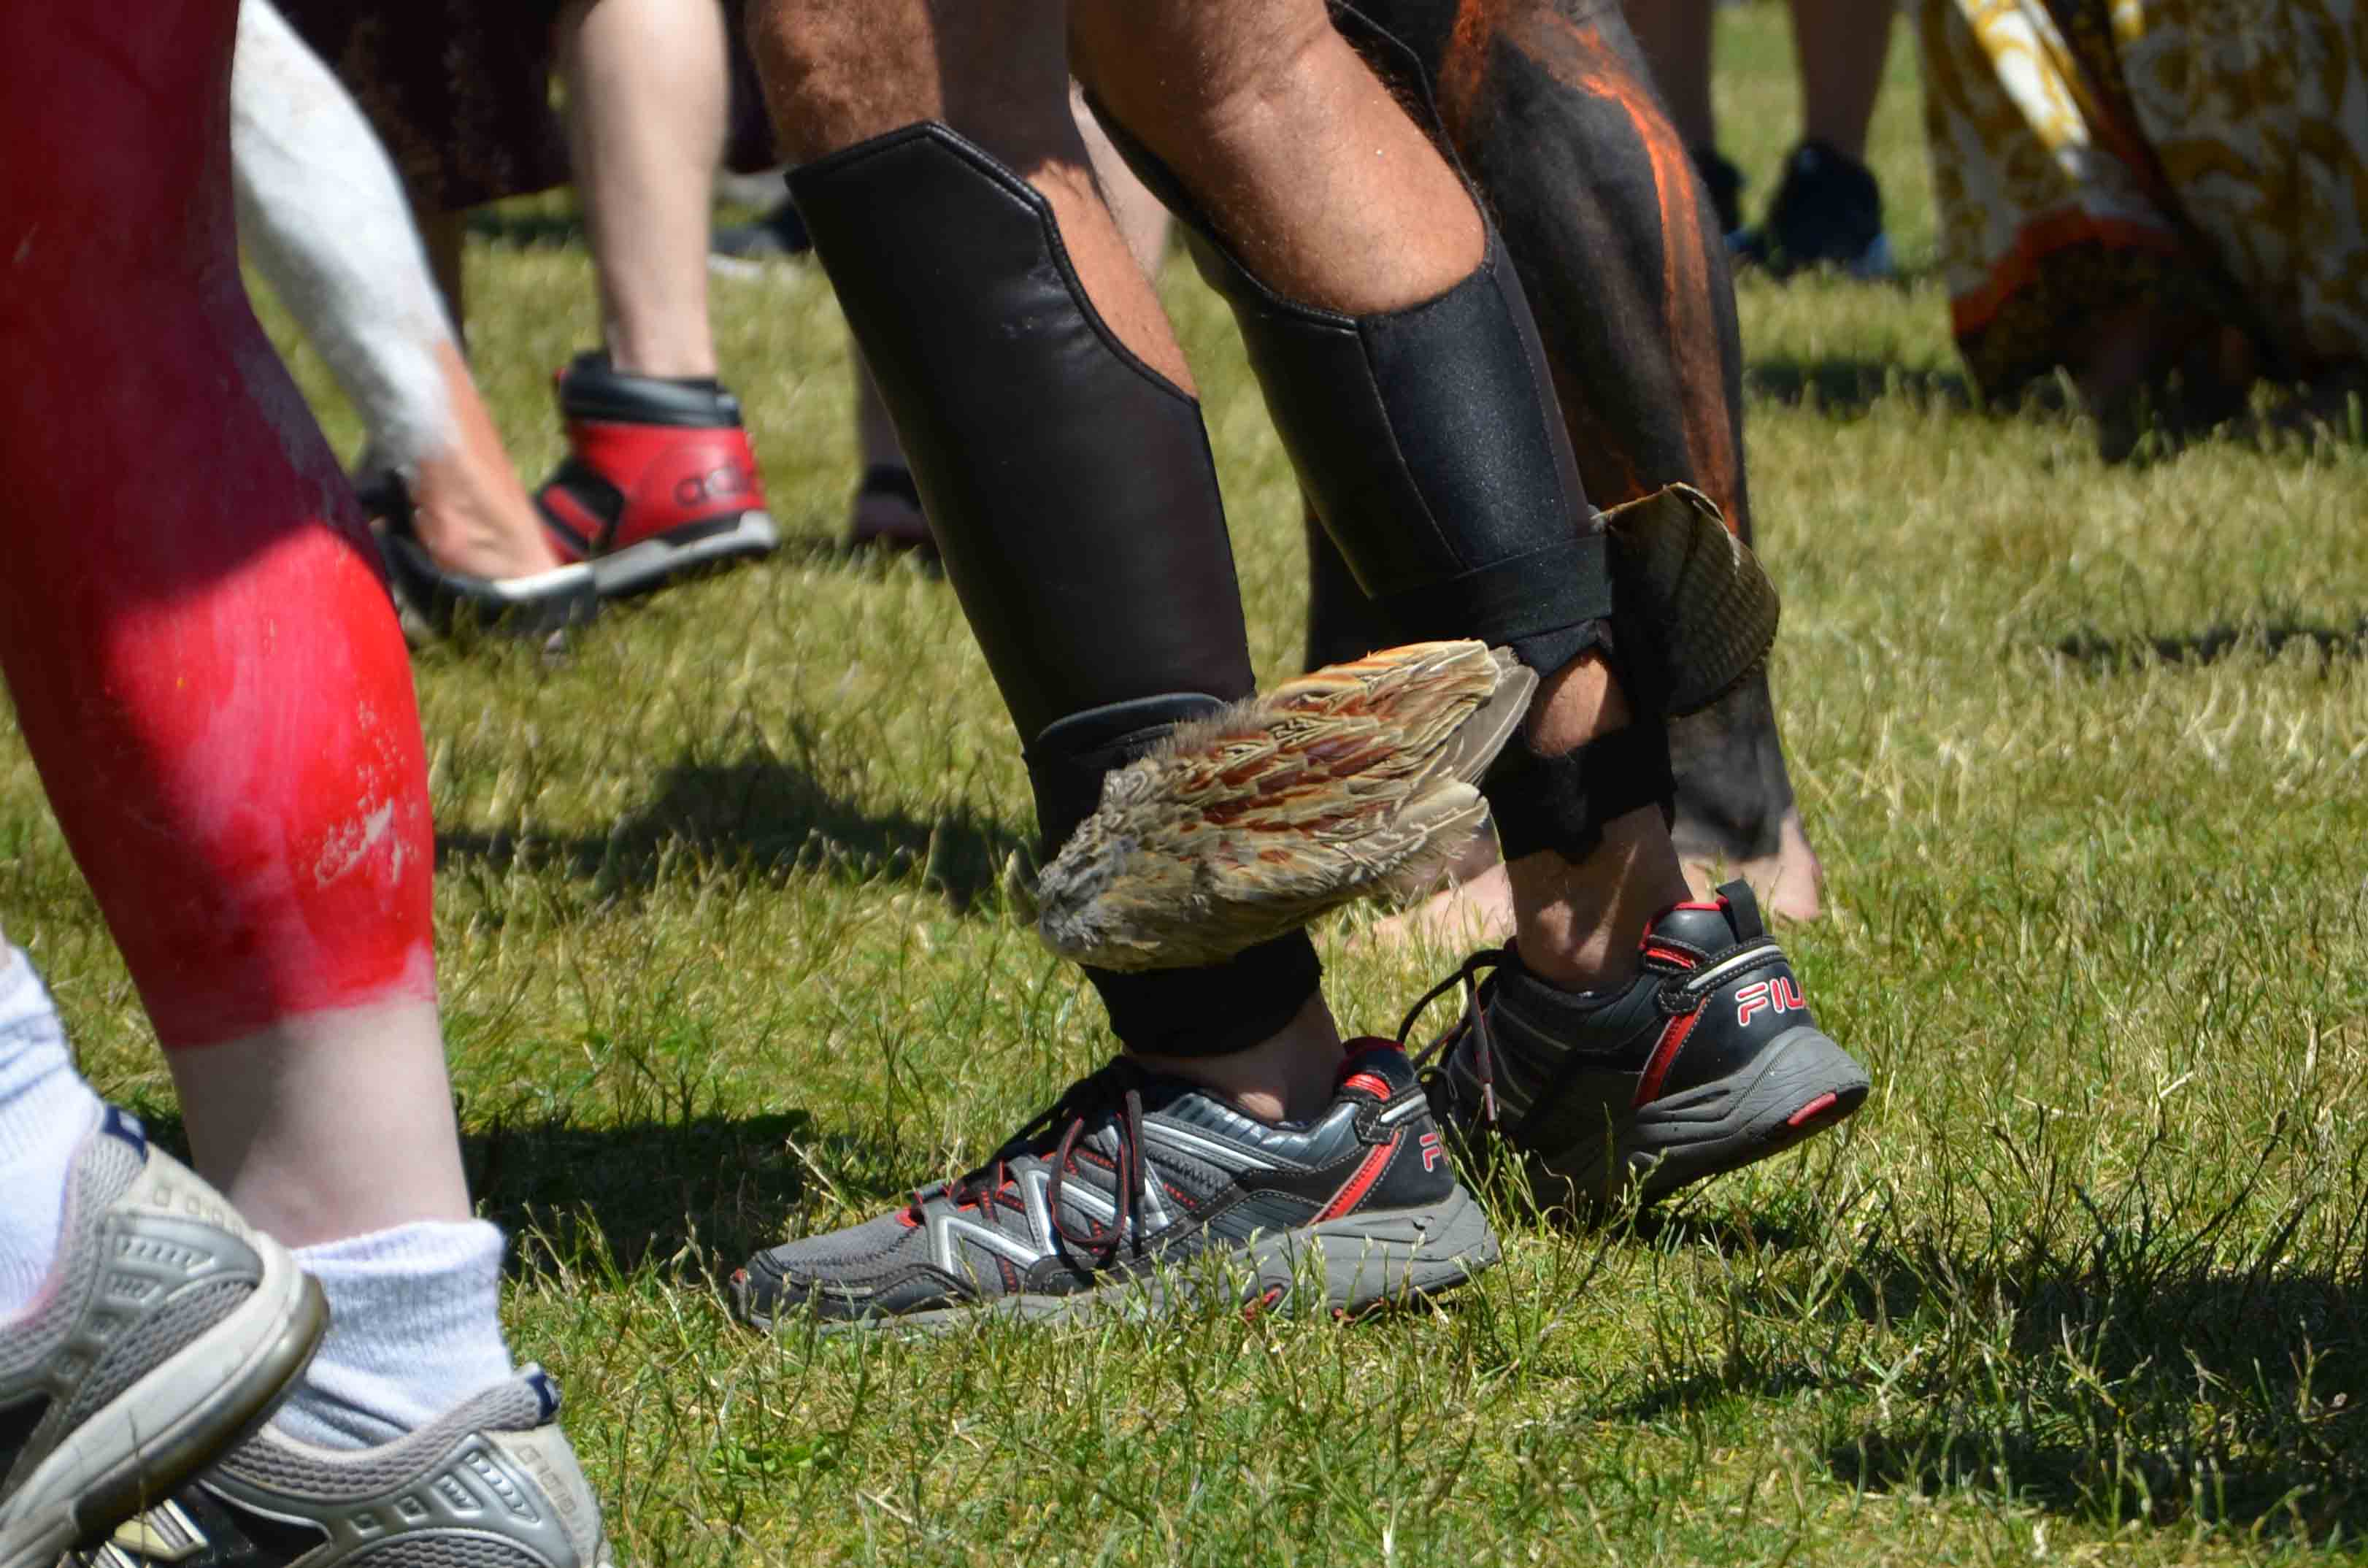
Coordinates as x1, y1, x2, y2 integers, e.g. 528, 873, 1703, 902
18, 7, 2368, 1563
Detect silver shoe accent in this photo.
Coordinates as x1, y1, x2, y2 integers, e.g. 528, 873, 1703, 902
0, 1110, 326, 1568
80, 1369, 611, 1568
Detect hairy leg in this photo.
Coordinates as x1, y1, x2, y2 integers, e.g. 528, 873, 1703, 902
755, 0, 1337, 1116
1339, 0, 1823, 922
561, 0, 729, 378
1077, 0, 1691, 989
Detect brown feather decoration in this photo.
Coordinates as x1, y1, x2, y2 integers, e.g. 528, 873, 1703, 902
1026, 641, 1537, 972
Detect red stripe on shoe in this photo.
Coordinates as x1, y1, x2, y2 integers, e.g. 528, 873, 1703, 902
1313, 1134, 1400, 1222
1786, 1091, 1841, 1128
1339, 1072, 1394, 1100
1631, 1012, 1699, 1109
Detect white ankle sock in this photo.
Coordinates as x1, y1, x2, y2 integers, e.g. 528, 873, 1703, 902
0, 948, 103, 1318
274, 1219, 516, 1450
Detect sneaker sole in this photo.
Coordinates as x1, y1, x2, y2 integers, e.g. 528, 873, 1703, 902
739, 1185, 1500, 1335
588, 511, 780, 599
1537, 1025, 1870, 1212
0, 1243, 328, 1568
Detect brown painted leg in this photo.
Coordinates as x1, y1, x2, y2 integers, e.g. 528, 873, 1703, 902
1347, 0, 1824, 921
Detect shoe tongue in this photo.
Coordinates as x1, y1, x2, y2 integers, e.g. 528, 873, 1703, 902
1644, 899, 1737, 957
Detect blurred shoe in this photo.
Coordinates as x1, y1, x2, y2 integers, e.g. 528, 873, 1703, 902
1690, 145, 1745, 240
0, 1111, 326, 1568
1734, 140, 1894, 280
710, 197, 810, 261
1411, 880, 1869, 1214
75, 1369, 612, 1568
534, 353, 780, 598
845, 464, 934, 556
359, 475, 599, 642
732, 1042, 1497, 1331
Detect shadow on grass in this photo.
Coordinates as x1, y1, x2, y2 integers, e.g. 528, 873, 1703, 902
436, 748, 1026, 911
121, 1101, 908, 1281
1821, 1263, 2368, 1537
1743, 355, 1976, 415
2053, 617, 2368, 671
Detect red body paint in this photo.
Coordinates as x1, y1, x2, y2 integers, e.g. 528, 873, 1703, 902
0, 1, 436, 1048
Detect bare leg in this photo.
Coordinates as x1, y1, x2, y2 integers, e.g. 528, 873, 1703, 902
1791, 0, 1892, 161
1622, 0, 1715, 150
560, 0, 728, 378
170, 1004, 469, 1247
1078, 0, 1691, 994
416, 209, 467, 336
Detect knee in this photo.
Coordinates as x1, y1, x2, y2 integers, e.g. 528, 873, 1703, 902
1071, 1, 1339, 166
747, 0, 1071, 166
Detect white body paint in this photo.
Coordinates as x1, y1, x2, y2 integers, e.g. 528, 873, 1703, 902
230, 0, 456, 475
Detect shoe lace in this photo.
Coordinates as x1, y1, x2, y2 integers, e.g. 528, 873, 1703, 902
910, 1064, 1150, 1269
1397, 948, 1510, 1127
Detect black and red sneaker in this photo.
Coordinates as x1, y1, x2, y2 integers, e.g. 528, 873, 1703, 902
1407, 880, 1869, 1214
730, 1040, 1498, 1331
534, 352, 779, 597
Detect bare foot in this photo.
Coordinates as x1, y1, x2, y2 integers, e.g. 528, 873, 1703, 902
387, 341, 566, 582
405, 450, 566, 581
1680, 810, 1824, 921
1362, 834, 1518, 951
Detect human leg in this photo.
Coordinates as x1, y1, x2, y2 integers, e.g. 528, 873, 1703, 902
733, 0, 1496, 1327
537, 0, 777, 595
1744, 0, 1898, 274
0, 9, 608, 1545
230, 0, 591, 634
561, 0, 727, 380
1075, 0, 1862, 1207
1072, 0, 1691, 986
1344, 0, 1824, 922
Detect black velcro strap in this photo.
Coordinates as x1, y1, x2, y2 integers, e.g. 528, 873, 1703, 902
1484, 714, 1676, 863
1087, 934, 1323, 1057
1368, 531, 1614, 664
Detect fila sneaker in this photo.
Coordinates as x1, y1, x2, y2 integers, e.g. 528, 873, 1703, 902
732, 1042, 1497, 1331
1410, 880, 1869, 1213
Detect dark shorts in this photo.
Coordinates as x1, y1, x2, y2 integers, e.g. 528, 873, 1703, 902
279, 0, 781, 211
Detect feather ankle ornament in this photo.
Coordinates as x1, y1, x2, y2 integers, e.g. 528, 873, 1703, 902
1020, 641, 1536, 972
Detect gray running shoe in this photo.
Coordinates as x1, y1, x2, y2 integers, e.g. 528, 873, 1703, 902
1410, 880, 1870, 1214
0, 1110, 326, 1568
74, 1369, 612, 1568
733, 1042, 1499, 1331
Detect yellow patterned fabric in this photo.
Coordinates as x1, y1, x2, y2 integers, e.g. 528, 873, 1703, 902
1916, 0, 2368, 397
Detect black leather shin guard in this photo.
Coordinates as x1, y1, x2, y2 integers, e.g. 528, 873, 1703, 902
788, 124, 1318, 1055
1089, 45, 1669, 861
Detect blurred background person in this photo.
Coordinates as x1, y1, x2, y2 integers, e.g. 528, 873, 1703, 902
1627, 0, 1898, 277
283, 0, 780, 598
234, 0, 597, 637
1917, 0, 2368, 456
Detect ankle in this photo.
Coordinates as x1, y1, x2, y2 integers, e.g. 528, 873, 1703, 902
1507, 805, 1691, 992
274, 1219, 514, 1449
1127, 994, 1343, 1122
